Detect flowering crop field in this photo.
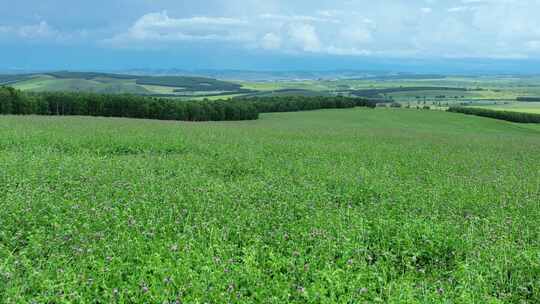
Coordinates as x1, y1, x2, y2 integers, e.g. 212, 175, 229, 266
1, 108, 540, 303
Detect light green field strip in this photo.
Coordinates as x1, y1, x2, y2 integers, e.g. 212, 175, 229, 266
12, 75, 57, 90
140, 84, 180, 94
476, 102, 540, 114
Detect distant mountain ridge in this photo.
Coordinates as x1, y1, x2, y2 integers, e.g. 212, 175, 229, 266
1, 69, 453, 82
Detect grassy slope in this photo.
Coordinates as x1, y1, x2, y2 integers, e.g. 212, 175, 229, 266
0, 75, 34, 85
239, 81, 330, 92
10, 73, 243, 96
239, 77, 531, 101
13, 76, 151, 94
325, 76, 540, 100
7, 74, 540, 102
12, 75, 57, 90
1, 109, 540, 303
475, 102, 540, 114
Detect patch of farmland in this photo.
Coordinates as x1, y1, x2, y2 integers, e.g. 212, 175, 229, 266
476, 102, 540, 114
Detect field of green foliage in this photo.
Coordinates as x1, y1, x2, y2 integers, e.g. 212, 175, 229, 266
4, 72, 248, 97
7, 72, 540, 104
1, 108, 540, 303
475, 102, 540, 114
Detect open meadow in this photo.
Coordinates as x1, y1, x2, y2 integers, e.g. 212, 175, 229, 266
4, 0, 540, 302
1, 108, 540, 303
474, 102, 540, 114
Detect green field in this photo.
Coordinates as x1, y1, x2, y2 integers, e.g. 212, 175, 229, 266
475, 102, 540, 114
7, 72, 540, 104
8, 72, 246, 97
1, 109, 540, 303
14, 77, 152, 95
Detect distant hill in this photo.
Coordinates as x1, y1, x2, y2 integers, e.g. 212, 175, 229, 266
348, 87, 468, 98
239, 89, 333, 98
114, 69, 448, 81
0, 74, 33, 86
1, 71, 249, 97
0, 71, 488, 101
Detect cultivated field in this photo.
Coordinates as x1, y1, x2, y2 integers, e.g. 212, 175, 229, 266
1, 108, 539, 303
475, 102, 540, 114
6, 72, 540, 106
4, 72, 248, 97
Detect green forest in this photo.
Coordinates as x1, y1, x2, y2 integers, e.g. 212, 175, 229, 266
0, 86, 377, 121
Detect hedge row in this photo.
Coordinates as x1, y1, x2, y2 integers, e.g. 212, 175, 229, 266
0, 87, 377, 121
447, 106, 540, 123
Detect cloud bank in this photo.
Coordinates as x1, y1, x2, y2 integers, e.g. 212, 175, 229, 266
3, 0, 540, 60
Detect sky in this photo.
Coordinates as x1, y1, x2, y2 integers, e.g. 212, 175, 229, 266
2, 0, 540, 73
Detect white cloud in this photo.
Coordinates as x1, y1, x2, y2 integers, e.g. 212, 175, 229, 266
260, 32, 281, 50
3, 0, 540, 61
260, 13, 338, 23
19, 21, 59, 39
448, 6, 476, 12
106, 10, 374, 56
326, 46, 371, 56
338, 27, 372, 44
99, 1, 540, 59
526, 40, 540, 50
0, 21, 64, 40
288, 24, 321, 52
106, 11, 251, 44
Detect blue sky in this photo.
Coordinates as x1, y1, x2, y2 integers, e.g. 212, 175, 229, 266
2, 0, 540, 72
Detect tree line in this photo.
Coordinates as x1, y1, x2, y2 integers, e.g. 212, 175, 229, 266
447, 106, 540, 124
243, 96, 376, 113
0, 87, 377, 121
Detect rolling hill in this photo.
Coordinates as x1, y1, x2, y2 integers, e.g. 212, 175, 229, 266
1, 72, 251, 97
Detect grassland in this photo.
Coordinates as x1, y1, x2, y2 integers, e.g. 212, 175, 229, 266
6, 72, 540, 107
474, 102, 540, 114
13, 75, 152, 94
8, 72, 245, 97
1, 108, 540, 303
239, 75, 540, 103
